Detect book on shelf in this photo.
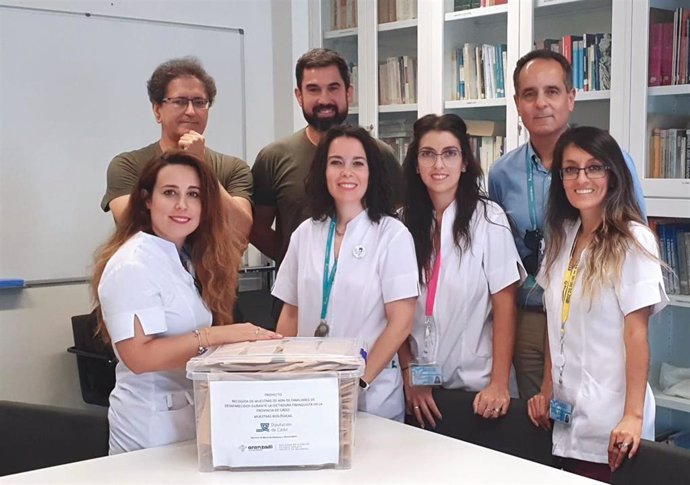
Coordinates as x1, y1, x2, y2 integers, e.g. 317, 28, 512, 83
648, 7, 690, 86
450, 43, 506, 101
535, 33, 610, 91
463, 120, 505, 176
379, 119, 412, 162
331, 0, 357, 31
379, 56, 417, 105
648, 126, 690, 179
650, 219, 690, 296
378, 0, 417, 23
453, 0, 505, 10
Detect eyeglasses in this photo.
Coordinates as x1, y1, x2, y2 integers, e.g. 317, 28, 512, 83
560, 165, 609, 180
417, 149, 462, 167
162, 97, 210, 110
522, 229, 543, 277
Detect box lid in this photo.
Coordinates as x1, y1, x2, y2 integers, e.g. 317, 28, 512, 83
186, 337, 365, 378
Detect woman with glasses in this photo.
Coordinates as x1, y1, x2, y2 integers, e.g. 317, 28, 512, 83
398, 114, 525, 429
272, 125, 418, 421
529, 126, 667, 481
93, 151, 280, 454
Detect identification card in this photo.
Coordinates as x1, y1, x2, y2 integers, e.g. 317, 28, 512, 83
410, 363, 443, 386
549, 399, 573, 425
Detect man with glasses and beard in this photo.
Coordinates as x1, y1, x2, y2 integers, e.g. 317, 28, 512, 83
102, 57, 253, 238
251, 48, 402, 325
488, 49, 646, 401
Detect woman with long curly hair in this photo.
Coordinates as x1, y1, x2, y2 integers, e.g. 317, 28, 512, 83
528, 126, 667, 481
273, 125, 418, 421
92, 150, 280, 454
398, 114, 524, 430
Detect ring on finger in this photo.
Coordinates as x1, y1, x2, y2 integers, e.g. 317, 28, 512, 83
413, 405, 420, 410
255, 327, 260, 336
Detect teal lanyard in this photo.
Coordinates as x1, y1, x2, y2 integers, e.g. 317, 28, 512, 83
321, 218, 338, 321
525, 149, 538, 231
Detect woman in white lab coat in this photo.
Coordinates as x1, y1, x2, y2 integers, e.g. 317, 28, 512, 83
528, 126, 667, 482
273, 125, 418, 422
92, 151, 280, 454
397, 114, 524, 430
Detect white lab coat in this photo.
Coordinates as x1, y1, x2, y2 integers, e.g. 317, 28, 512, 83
409, 201, 525, 391
273, 210, 419, 421
98, 232, 212, 454
537, 220, 668, 463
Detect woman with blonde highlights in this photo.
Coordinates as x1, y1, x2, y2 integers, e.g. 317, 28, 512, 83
92, 151, 280, 454
529, 126, 667, 482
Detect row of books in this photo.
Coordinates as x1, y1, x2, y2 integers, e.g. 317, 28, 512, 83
649, 7, 690, 87
454, 0, 506, 11
649, 128, 690, 179
330, 0, 357, 31
535, 33, 612, 91
650, 220, 690, 296
466, 120, 505, 176
449, 43, 507, 101
379, 56, 417, 105
378, 0, 417, 23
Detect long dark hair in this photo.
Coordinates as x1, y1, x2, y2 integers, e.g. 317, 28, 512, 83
543, 126, 649, 296
93, 151, 244, 343
305, 124, 395, 222
402, 114, 489, 282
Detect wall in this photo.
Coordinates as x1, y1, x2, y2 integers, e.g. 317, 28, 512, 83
0, 0, 299, 410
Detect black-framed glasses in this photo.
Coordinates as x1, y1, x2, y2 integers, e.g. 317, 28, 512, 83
162, 97, 210, 110
522, 229, 543, 276
560, 165, 609, 180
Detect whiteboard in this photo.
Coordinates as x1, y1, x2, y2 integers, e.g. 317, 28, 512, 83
0, 6, 246, 283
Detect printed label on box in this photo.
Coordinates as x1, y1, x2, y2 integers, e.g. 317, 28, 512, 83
209, 377, 339, 468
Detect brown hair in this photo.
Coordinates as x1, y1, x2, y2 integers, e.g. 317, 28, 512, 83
295, 48, 351, 89
147, 57, 217, 106
92, 151, 244, 343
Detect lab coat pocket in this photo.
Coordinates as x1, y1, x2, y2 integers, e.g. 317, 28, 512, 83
467, 320, 492, 359
149, 391, 196, 447
577, 371, 624, 449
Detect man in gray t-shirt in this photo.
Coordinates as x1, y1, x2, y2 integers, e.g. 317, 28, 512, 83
251, 48, 401, 266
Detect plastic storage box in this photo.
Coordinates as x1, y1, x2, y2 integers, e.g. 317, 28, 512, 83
186, 337, 365, 471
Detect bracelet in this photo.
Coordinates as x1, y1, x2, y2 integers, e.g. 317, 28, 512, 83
192, 329, 207, 355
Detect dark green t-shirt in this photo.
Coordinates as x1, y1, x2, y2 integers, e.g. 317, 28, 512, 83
251, 128, 402, 264
101, 142, 252, 211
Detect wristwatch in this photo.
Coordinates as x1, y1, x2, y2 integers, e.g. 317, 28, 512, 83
359, 378, 370, 391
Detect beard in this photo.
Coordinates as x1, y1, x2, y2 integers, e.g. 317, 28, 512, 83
303, 103, 348, 132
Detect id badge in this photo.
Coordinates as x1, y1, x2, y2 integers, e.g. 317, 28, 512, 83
549, 399, 573, 425
410, 363, 443, 386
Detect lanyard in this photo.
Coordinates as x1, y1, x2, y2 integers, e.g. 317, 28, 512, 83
525, 149, 538, 231
320, 218, 338, 321
425, 250, 442, 318
557, 235, 581, 385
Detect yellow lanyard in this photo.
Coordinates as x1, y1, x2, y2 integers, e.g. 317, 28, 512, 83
560, 259, 579, 325
557, 235, 581, 386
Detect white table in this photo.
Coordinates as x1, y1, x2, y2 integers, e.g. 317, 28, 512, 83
2, 413, 598, 484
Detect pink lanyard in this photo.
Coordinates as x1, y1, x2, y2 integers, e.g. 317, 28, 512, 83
425, 250, 442, 318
